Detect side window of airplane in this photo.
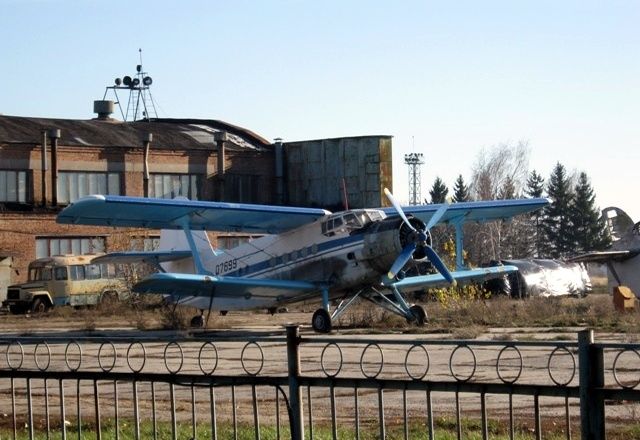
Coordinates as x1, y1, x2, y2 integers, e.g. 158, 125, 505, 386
300, 247, 308, 258
282, 253, 289, 264
270, 257, 276, 268
311, 244, 318, 254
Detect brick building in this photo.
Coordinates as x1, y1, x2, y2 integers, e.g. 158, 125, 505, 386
0, 111, 392, 299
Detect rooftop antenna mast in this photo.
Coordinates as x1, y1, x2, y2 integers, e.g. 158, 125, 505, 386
404, 151, 424, 205
103, 49, 158, 121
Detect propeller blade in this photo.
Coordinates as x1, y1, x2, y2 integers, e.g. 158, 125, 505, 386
387, 243, 416, 279
425, 201, 450, 230
424, 246, 457, 286
384, 188, 416, 231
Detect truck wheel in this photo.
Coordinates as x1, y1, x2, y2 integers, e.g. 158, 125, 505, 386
31, 298, 50, 314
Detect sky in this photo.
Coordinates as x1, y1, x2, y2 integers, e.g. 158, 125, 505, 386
1, 1, 639, 219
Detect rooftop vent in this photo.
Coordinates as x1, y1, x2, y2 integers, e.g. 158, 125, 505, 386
93, 100, 114, 120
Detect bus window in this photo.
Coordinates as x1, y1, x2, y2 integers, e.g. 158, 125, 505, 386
70, 265, 85, 281
100, 263, 114, 279
54, 267, 68, 280
85, 264, 101, 280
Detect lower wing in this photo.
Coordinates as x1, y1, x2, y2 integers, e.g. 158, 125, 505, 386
133, 272, 318, 300
386, 265, 518, 292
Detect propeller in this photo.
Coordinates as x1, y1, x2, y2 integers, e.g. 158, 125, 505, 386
384, 188, 456, 285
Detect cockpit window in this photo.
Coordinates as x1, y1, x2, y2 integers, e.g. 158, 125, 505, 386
321, 210, 385, 236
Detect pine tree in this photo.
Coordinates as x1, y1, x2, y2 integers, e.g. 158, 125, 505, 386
525, 170, 545, 257
541, 163, 574, 258
452, 175, 470, 202
428, 177, 449, 204
569, 172, 611, 253
525, 170, 545, 198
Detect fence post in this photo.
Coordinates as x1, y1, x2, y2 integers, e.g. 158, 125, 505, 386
286, 325, 304, 440
578, 329, 605, 440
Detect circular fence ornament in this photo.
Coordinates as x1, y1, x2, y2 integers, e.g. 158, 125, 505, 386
320, 343, 343, 378
547, 347, 576, 386
98, 342, 118, 373
126, 342, 146, 373
241, 341, 264, 376
360, 343, 384, 379
404, 344, 430, 380
449, 345, 477, 382
496, 345, 523, 384
34, 342, 51, 371
6, 341, 24, 370
163, 341, 184, 374
64, 341, 82, 372
198, 342, 219, 376
612, 348, 640, 389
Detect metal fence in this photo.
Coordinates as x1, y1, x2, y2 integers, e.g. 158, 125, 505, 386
0, 327, 638, 440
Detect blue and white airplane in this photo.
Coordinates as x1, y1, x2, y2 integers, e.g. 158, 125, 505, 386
57, 190, 548, 332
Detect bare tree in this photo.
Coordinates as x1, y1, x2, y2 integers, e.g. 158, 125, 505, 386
465, 141, 531, 264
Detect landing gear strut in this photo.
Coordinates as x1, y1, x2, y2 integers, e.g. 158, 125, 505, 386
312, 308, 332, 333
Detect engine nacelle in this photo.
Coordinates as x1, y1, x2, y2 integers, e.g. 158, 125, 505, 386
361, 216, 431, 274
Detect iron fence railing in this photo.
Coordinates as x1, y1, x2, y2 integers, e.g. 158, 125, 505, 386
0, 328, 637, 440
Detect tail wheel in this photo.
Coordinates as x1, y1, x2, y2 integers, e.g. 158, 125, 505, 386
408, 304, 427, 326
190, 315, 204, 328
312, 308, 332, 333
31, 298, 50, 314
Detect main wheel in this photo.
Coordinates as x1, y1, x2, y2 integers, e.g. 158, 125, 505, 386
312, 308, 332, 333
408, 304, 427, 326
190, 315, 204, 328
31, 298, 49, 314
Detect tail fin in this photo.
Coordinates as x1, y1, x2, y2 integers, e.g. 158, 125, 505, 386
158, 229, 220, 274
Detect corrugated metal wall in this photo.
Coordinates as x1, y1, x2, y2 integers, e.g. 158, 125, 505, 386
284, 136, 392, 210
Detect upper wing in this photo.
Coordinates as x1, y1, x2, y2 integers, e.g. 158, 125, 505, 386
381, 198, 549, 225
57, 195, 331, 234
133, 272, 318, 298
92, 251, 193, 265
385, 265, 518, 292
568, 250, 640, 263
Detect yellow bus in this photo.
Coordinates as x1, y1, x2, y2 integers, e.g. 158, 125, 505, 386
3, 254, 128, 314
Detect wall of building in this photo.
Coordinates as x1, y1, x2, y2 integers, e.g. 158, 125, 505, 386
283, 136, 393, 210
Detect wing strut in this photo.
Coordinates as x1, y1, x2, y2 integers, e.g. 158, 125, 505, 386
179, 219, 209, 275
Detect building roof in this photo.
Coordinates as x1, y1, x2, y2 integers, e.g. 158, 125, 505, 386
0, 115, 271, 152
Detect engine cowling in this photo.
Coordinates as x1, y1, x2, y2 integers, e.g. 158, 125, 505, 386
361, 216, 431, 274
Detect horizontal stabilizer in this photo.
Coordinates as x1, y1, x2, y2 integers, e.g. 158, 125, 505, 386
568, 250, 640, 263
92, 251, 193, 265
385, 265, 518, 292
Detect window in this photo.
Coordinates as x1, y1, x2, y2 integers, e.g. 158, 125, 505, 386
54, 267, 68, 280
58, 172, 120, 204
0, 170, 28, 203
149, 173, 200, 200
36, 236, 105, 258
85, 264, 101, 280
69, 265, 85, 281
217, 235, 256, 249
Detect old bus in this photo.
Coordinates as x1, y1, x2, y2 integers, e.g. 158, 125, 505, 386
3, 254, 128, 314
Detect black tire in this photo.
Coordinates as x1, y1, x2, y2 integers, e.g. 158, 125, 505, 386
408, 304, 427, 326
101, 291, 118, 305
190, 315, 204, 328
31, 298, 49, 314
312, 308, 332, 333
